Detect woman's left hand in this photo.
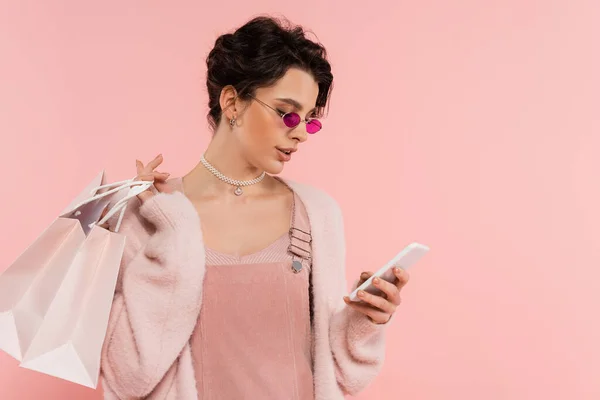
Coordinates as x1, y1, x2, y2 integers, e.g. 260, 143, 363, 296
343, 267, 410, 324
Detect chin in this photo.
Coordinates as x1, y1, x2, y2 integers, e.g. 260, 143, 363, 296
261, 159, 285, 175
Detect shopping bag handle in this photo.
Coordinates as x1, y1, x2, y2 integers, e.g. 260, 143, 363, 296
68, 177, 153, 233
94, 179, 153, 232
68, 177, 142, 212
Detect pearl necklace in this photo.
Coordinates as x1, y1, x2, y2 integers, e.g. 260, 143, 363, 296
200, 154, 266, 196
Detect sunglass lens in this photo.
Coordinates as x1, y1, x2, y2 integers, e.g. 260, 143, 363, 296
306, 119, 322, 134
283, 113, 301, 128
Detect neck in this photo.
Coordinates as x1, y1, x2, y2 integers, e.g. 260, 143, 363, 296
183, 129, 270, 197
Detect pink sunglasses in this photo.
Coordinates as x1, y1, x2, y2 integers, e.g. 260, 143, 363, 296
250, 96, 322, 134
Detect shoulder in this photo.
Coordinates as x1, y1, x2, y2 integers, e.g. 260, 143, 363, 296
283, 178, 337, 205
282, 178, 343, 221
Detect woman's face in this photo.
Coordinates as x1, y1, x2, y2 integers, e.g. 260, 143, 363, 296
232, 67, 320, 175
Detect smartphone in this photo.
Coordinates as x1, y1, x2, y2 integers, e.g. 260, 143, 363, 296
348, 242, 430, 302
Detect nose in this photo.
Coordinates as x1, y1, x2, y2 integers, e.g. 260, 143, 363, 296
289, 123, 308, 143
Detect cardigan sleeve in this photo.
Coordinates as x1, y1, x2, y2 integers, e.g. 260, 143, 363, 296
100, 191, 205, 399
325, 197, 390, 395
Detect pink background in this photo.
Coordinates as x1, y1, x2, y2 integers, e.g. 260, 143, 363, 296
1, 1, 599, 399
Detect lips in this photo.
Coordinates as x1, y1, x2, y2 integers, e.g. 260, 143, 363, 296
276, 147, 296, 155
276, 147, 295, 161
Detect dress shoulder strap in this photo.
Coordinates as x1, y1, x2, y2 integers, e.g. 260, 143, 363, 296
288, 191, 312, 264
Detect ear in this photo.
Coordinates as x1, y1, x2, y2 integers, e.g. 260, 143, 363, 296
219, 85, 238, 120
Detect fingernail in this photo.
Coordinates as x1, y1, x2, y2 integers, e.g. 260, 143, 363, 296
358, 291, 365, 297
394, 267, 401, 273
373, 278, 380, 284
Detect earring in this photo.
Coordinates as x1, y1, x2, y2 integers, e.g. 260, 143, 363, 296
229, 117, 236, 127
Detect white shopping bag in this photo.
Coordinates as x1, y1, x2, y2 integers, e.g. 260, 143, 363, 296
0, 171, 151, 388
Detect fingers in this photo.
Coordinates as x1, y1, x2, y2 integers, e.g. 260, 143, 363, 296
137, 156, 169, 181
137, 172, 155, 182
372, 276, 401, 306
343, 296, 391, 324
153, 171, 170, 181
351, 289, 396, 315
136, 160, 144, 176
393, 267, 410, 290
137, 155, 165, 173
357, 271, 373, 287
344, 267, 411, 325
364, 268, 409, 307
146, 154, 164, 171
134, 155, 172, 204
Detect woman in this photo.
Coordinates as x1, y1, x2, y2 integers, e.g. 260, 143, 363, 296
100, 15, 409, 400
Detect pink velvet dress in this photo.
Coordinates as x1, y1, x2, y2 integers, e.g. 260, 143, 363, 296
188, 188, 314, 400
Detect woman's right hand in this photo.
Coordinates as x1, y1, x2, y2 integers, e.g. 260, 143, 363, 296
135, 154, 172, 203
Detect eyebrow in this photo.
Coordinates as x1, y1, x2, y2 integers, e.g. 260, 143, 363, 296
275, 97, 317, 114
